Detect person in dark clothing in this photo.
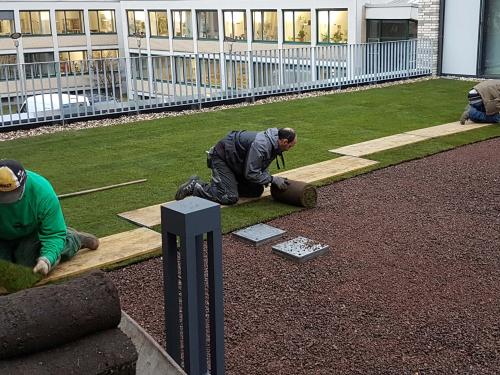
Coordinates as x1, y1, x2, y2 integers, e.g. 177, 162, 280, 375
460, 80, 500, 124
175, 127, 297, 205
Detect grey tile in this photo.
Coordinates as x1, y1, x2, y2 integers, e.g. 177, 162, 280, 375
232, 223, 286, 246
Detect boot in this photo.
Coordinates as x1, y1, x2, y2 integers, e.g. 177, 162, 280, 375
77, 231, 100, 250
175, 175, 200, 200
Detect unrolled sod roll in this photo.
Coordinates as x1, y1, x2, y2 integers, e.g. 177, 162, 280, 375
270, 179, 318, 208
0, 329, 138, 375
0, 270, 122, 359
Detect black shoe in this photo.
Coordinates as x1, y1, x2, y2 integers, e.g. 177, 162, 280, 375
175, 176, 200, 200
78, 231, 99, 250
460, 105, 470, 125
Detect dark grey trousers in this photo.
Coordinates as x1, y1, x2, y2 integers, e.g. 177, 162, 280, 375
193, 154, 264, 205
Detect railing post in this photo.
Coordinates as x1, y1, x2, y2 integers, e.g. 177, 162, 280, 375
195, 53, 203, 109
161, 196, 225, 375
247, 50, 255, 103
55, 62, 65, 125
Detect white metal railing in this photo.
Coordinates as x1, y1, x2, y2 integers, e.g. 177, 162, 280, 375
0, 39, 432, 128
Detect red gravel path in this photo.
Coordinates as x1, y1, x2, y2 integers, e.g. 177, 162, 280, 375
110, 137, 500, 374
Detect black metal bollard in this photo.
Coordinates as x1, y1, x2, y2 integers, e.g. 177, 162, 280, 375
161, 197, 224, 375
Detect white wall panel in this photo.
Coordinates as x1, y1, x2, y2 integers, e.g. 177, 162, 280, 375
441, 0, 481, 75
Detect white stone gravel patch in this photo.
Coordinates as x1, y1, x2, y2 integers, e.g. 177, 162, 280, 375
0, 76, 439, 142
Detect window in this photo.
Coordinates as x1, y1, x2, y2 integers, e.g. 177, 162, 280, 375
283, 10, 311, 43
92, 49, 119, 60
317, 9, 348, 44
224, 10, 246, 41
130, 52, 150, 81
89, 10, 116, 33
252, 11, 277, 42
20, 11, 51, 35
59, 50, 87, 74
0, 54, 16, 80
0, 11, 14, 36
152, 56, 172, 81
173, 56, 196, 83
172, 10, 192, 38
92, 49, 119, 73
199, 58, 221, 86
480, 0, 500, 76
127, 10, 146, 36
149, 10, 168, 37
197, 11, 218, 40
366, 19, 417, 42
225, 59, 247, 88
56, 10, 84, 34
24, 52, 55, 78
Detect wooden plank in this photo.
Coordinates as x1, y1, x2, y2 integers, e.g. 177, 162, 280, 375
40, 228, 161, 284
58, 179, 147, 199
329, 133, 428, 157
405, 121, 492, 138
118, 156, 378, 228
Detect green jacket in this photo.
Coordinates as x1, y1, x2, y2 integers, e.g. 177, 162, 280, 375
0, 171, 66, 266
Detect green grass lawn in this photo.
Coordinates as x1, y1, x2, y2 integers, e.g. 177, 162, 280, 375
2, 78, 500, 237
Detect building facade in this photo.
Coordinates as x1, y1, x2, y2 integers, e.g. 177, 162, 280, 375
0, 0, 420, 68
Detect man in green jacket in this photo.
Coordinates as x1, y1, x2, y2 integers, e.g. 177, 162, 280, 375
0, 159, 99, 276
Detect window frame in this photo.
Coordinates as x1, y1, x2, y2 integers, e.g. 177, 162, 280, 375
88, 9, 116, 34
55, 10, 85, 35
149, 10, 169, 38
223, 10, 247, 41
197, 10, 219, 41
20, 10, 52, 36
282, 9, 311, 44
252, 10, 278, 43
171, 10, 193, 39
0, 11, 15, 37
316, 8, 348, 45
127, 10, 146, 37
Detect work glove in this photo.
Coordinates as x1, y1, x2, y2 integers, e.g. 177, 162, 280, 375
272, 176, 289, 191
33, 257, 51, 276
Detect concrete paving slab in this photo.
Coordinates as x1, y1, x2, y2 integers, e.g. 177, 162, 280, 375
329, 133, 428, 157
233, 223, 286, 246
118, 156, 377, 228
40, 228, 161, 284
272, 236, 329, 263
405, 121, 492, 138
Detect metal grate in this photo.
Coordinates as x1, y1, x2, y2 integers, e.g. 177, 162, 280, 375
272, 236, 329, 262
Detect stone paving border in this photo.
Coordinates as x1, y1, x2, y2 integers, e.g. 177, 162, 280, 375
329, 121, 491, 157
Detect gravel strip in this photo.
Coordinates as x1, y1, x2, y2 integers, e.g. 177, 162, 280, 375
0, 76, 448, 142
110, 137, 500, 374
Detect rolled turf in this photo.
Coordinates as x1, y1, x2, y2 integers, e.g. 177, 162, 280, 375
271, 179, 318, 208
0, 328, 138, 374
0, 270, 121, 359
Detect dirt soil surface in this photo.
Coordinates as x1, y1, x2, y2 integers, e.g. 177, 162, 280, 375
109, 138, 500, 374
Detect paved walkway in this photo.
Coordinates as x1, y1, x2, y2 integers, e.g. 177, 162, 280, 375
42, 121, 492, 283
